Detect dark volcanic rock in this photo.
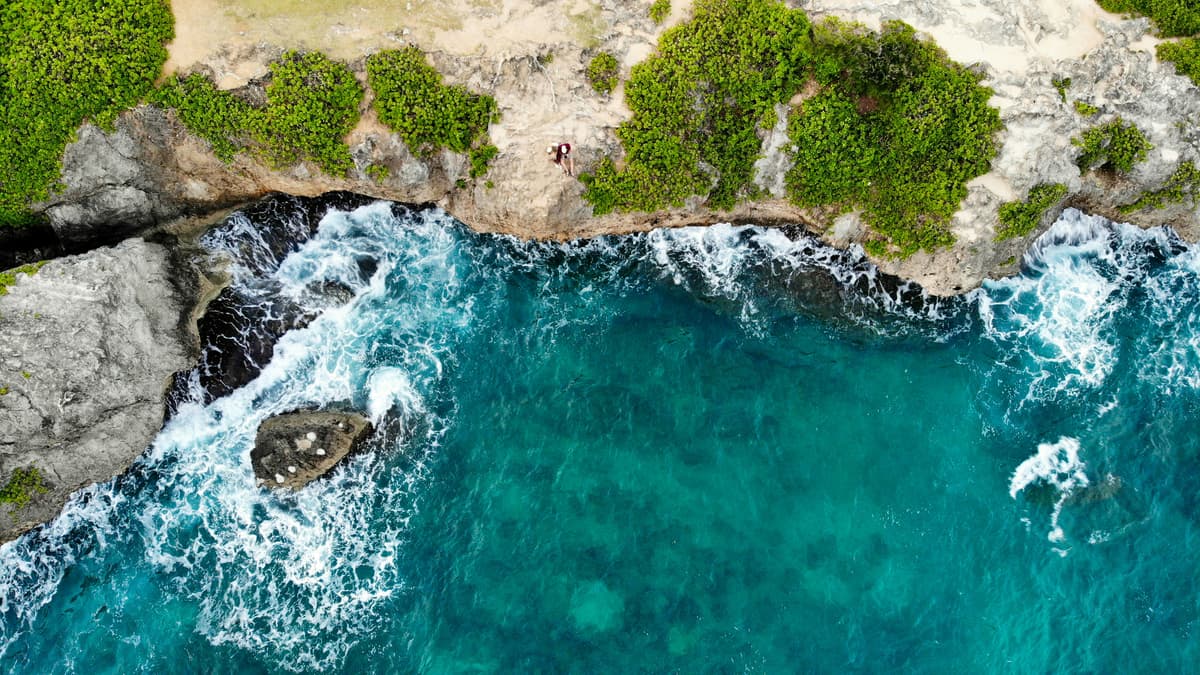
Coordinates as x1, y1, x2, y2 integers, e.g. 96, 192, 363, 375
251, 411, 373, 490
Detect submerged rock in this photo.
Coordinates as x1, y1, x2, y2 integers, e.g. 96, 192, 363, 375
251, 411, 373, 490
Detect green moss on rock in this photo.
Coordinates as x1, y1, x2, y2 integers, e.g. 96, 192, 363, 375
0, 467, 48, 511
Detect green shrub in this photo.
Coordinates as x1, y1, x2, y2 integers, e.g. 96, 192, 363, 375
261, 52, 363, 174
152, 73, 264, 161
1074, 100, 1100, 116
581, 0, 812, 213
995, 183, 1068, 240
367, 47, 499, 156
154, 52, 363, 175
0, 0, 174, 228
1052, 76, 1072, 102
365, 164, 390, 182
1157, 38, 1200, 86
582, 2, 1001, 257
587, 52, 621, 95
1074, 118, 1152, 173
469, 144, 500, 178
650, 0, 671, 24
788, 19, 1002, 256
0, 387, 7, 396
0, 261, 47, 295
1096, 0, 1200, 37
1120, 160, 1200, 212
0, 467, 48, 511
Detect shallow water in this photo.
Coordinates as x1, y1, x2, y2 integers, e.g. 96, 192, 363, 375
2, 203, 1198, 673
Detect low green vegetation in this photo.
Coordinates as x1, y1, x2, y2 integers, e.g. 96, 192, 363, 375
0, 387, 8, 396
587, 52, 621, 95
0, 0, 174, 228
469, 144, 500, 178
0, 261, 47, 295
1096, 0, 1200, 37
1053, 76, 1072, 102
20, 371, 30, 380
582, 1, 1002, 257
996, 183, 1068, 241
1074, 118, 1153, 173
367, 47, 499, 160
1120, 160, 1200, 212
365, 164, 390, 182
650, 0, 671, 24
1157, 38, 1200, 86
1074, 100, 1101, 116
581, 0, 812, 214
0, 467, 48, 511
789, 19, 1003, 256
153, 51, 363, 175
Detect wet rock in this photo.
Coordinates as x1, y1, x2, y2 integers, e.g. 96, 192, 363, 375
251, 411, 373, 490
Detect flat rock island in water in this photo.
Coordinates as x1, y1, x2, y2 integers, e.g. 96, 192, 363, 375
251, 411, 373, 490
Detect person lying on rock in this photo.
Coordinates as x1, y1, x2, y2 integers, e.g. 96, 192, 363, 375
547, 142, 574, 177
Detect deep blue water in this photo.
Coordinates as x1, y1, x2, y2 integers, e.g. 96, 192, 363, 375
2, 203, 1199, 672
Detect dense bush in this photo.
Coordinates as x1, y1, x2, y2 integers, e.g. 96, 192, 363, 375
367, 47, 499, 157
995, 183, 1068, 241
154, 52, 363, 175
587, 52, 621, 95
1120, 160, 1200, 212
469, 144, 499, 178
650, 0, 671, 24
1097, 0, 1200, 37
0, 467, 48, 510
0, 0, 174, 228
582, 0, 812, 213
1157, 38, 1200, 86
582, 1, 1000, 257
1074, 118, 1152, 173
788, 20, 1002, 256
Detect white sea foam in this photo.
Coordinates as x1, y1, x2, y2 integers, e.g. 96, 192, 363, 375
1010, 437, 1089, 544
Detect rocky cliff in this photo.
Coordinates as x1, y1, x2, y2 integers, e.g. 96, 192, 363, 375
0, 239, 197, 542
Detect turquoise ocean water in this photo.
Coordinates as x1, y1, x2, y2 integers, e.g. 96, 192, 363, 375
1, 202, 1198, 672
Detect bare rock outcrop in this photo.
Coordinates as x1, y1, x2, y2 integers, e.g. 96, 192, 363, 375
251, 411, 373, 491
0, 239, 196, 542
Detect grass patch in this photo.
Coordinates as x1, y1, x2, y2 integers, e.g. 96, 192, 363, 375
1074, 100, 1101, 116
650, 0, 671, 24
587, 52, 621, 95
0, 467, 48, 511
153, 51, 363, 175
0, 0, 174, 228
1157, 38, 1200, 86
366, 47, 498, 162
1074, 118, 1153, 173
1096, 0, 1200, 37
996, 183, 1068, 241
1119, 160, 1200, 212
0, 261, 47, 295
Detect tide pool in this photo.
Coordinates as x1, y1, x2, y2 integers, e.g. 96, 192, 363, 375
1, 203, 1197, 672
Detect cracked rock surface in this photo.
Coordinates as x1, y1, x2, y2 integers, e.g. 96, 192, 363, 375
0, 239, 194, 542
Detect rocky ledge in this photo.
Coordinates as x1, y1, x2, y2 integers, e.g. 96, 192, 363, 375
0, 239, 198, 543
23, 0, 1200, 297
251, 411, 374, 491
